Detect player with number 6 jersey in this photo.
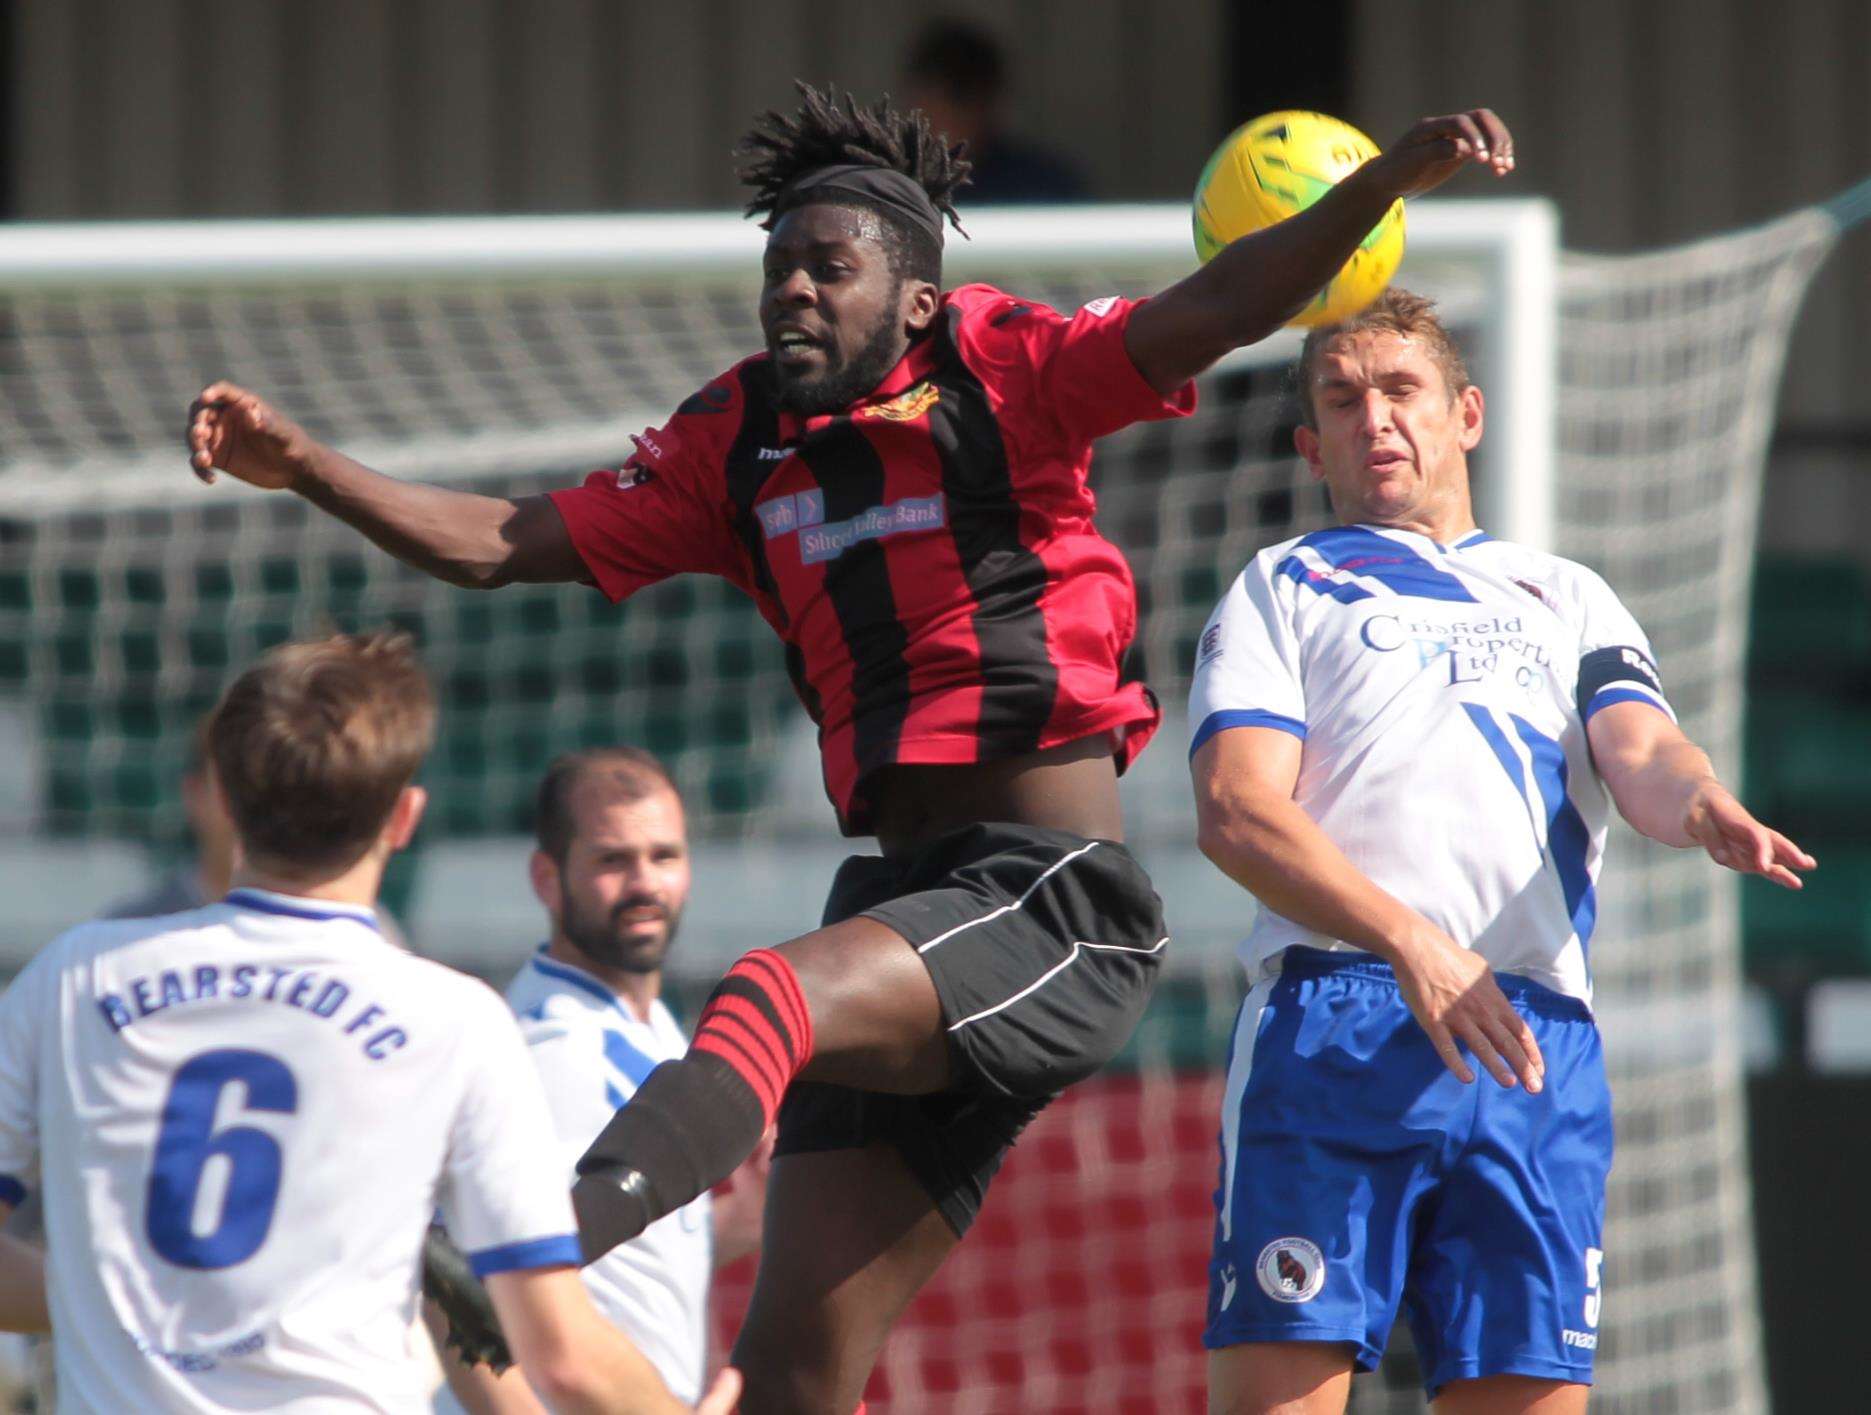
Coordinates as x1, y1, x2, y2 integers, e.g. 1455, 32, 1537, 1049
0, 634, 735, 1415
0, 895, 567, 1411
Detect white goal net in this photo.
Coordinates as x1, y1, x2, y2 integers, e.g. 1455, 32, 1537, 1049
0, 198, 1835, 1411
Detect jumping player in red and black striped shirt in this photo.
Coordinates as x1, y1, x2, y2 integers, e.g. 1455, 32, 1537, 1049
187, 85, 1515, 1411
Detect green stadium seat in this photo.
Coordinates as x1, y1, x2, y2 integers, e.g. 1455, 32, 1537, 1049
57, 568, 100, 613
651, 579, 697, 616
53, 631, 94, 676
713, 635, 759, 680
122, 566, 165, 607
244, 620, 294, 654
46, 764, 97, 828
442, 735, 486, 776
446, 668, 491, 710
325, 557, 370, 596
47, 700, 92, 742
516, 596, 563, 636
707, 702, 752, 748
510, 728, 553, 775
577, 655, 626, 695
642, 712, 690, 757
512, 664, 557, 705
187, 627, 231, 671
1178, 564, 1226, 611
1748, 555, 1871, 687
454, 599, 496, 642
706, 771, 754, 815
111, 759, 162, 811
195, 563, 235, 602
259, 558, 300, 595
642, 646, 690, 690
1742, 843, 1871, 975
115, 700, 161, 741
1744, 693, 1871, 836
120, 628, 161, 674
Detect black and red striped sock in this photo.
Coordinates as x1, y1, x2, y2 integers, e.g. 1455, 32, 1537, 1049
687, 947, 815, 1124
573, 949, 813, 1261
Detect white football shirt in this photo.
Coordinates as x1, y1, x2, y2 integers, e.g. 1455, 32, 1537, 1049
1189, 526, 1673, 1005
0, 889, 581, 1414
505, 948, 712, 1404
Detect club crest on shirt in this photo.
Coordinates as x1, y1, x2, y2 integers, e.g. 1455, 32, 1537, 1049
855, 381, 940, 422
1255, 1237, 1325, 1303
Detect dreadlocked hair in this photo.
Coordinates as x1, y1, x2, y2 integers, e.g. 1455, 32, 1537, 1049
738, 82, 971, 285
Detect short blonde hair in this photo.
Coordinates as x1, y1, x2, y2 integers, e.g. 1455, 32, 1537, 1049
208, 631, 435, 877
1294, 287, 1471, 428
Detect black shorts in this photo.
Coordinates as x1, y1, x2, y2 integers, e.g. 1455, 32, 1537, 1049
773, 821, 1167, 1235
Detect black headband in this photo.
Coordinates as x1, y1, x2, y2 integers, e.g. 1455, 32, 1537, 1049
769, 164, 948, 247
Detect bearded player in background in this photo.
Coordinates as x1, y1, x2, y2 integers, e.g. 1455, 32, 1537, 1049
436, 748, 769, 1413
187, 85, 1516, 1412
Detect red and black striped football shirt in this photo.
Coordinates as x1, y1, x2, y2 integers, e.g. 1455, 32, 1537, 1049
549, 283, 1196, 835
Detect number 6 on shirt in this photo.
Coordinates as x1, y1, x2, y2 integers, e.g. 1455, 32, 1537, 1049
145, 1048, 298, 1270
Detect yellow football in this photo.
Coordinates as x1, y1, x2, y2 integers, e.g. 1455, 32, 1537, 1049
1192, 110, 1405, 328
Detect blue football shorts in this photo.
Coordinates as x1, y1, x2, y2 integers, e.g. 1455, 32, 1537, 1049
1204, 946, 1612, 1397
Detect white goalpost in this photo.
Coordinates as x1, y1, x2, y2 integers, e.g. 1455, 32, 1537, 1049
0, 195, 1833, 1411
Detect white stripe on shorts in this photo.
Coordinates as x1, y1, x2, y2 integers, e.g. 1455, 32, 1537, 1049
915, 839, 1103, 955
1219, 977, 1277, 1245
945, 935, 1169, 1033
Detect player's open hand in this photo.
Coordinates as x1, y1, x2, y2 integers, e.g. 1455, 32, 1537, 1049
185, 382, 314, 491
1392, 925, 1544, 1091
1372, 110, 1514, 199
1684, 781, 1815, 889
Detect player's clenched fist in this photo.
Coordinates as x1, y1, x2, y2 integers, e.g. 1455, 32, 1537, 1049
185, 382, 314, 490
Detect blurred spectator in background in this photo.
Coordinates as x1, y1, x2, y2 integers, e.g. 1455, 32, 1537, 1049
903, 18, 1089, 204
102, 723, 235, 919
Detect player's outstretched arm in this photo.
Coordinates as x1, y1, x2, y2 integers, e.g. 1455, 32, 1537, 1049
485, 1265, 740, 1414
1194, 726, 1545, 1092
1125, 110, 1516, 395
1589, 701, 1815, 888
185, 382, 586, 589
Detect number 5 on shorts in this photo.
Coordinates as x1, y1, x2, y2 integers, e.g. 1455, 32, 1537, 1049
146, 1048, 298, 1270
